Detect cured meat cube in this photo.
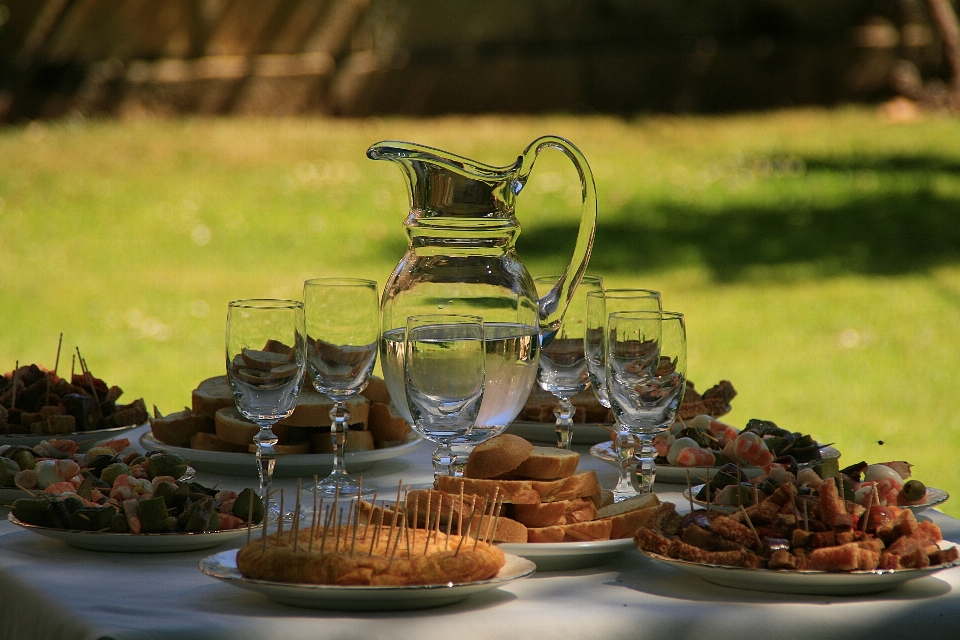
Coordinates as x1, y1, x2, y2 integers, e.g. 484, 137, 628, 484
768, 549, 800, 570
807, 542, 861, 571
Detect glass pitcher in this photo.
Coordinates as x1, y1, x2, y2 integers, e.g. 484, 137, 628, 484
369, 136, 597, 440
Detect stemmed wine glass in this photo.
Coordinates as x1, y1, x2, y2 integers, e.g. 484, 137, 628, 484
584, 289, 662, 500
303, 278, 379, 496
226, 299, 307, 519
404, 314, 485, 479
535, 275, 603, 449
606, 310, 687, 495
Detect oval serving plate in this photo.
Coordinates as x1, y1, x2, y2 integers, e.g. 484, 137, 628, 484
498, 537, 636, 571
140, 431, 423, 478
0, 422, 144, 451
640, 544, 960, 596
589, 441, 841, 484
198, 549, 536, 610
682, 484, 949, 516
8, 513, 261, 553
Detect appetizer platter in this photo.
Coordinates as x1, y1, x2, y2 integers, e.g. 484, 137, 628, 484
200, 549, 535, 610
140, 431, 423, 477
1, 359, 149, 449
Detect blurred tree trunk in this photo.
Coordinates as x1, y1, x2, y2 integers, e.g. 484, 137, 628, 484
926, 0, 960, 104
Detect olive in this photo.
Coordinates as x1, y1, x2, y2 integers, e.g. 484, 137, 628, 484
902, 479, 927, 502
11, 449, 35, 471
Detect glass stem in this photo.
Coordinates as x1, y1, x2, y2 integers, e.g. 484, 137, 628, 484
432, 442, 456, 479
632, 434, 657, 494
254, 422, 278, 519
613, 422, 638, 502
329, 401, 351, 480
554, 396, 576, 450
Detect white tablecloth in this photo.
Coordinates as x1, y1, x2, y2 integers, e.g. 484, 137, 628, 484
2, 425, 959, 640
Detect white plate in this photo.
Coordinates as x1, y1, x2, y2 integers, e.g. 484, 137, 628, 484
0, 422, 143, 451
640, 544, 960, 596
140, 432, 424, 478
7, 513, 261, 553
505, 421, 614, 446
498, 537, 636, 571
683, 484, 950, 515
589, 441, 841, 484
198, 549, 536, 610
0, 465, 196, 506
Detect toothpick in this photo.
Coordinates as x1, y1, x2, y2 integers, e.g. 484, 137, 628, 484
685, 469, 694, 514
476, 488, 499, 550
10, 361, 18, 410
292, 479, 302, 545
705, 474, 712, 516
487, 496, 504, 544
444, 494, 455, 551
349, 500, 360, 557
458, 483, 465, 534
422, 491, 432, 555
71, 354, 75, 381
752, 482, 759, 507
75, 347, 99, 405
736, 462, 742, 509
370, 500, 385, 556
309, 498, 320, 553
320, 504, 333, 554
803, 500, 809, 532
387, 515, 406, 569
408, 493, 417, 559
861, 486, 874, 534
738, 504, 763, 548
433, 497, 442, 546
456, 499, 478, 556
260, 489, 272, 553
363, 491, 378, 543
46, 333, 63, 406
276, 489, 285, 546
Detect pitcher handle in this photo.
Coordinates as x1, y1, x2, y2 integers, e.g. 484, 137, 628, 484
515, 136, 597, 343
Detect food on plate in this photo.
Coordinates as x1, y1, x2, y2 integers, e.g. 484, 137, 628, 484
433, 434, 662, 542
10, 437, 262, 534
655, 416, 824, 469
0, 362, 147, 435
149, 374, 411, 454
237, 491, 505, 586
517, 379, 736, 425
636, 479, 959, 571
695, 457, 934, 511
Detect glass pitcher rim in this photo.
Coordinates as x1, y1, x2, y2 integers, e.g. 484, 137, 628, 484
367, 140, 521, 181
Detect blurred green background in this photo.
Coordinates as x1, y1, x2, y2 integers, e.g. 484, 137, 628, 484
2, 107, 959, 515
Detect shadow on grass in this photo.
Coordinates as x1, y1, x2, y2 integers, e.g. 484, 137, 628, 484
518, 157, 960, 282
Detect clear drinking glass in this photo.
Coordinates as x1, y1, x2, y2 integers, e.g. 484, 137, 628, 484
535, 275, 603, 449
584, 289, 662, 499
404, 314, 485, 478
607, 310, 687, 496
226, 299, 306, 519
303, 278, 379, 497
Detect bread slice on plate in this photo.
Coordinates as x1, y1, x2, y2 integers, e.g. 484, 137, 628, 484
149, 407, 215, 447
596, 493, 662, 539
512, 497, 597, 528
435, 470, 602, 505
510, 446, 580, 480
464, 434, 534, 479
526, 518, 613, 543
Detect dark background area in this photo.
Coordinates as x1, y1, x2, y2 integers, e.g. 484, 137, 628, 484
0, 0, 952, 122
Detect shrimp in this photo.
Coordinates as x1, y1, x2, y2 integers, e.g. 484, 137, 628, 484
675, 446, 716, 467
35, 439, 78, 458
123, 499, 141, 535
109, 474, 152, 501
44, 481, 79, 495
33, 459, 81, 489
729, 431, 774, 467
98, 438, 131, 454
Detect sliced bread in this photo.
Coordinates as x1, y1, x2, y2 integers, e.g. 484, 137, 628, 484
510, 446, 580, 480
192, 376, 235, 418
512, 497, 597, 528
435, 470, 601, 506
596, 493, 662, 539
526, 518, 613, 543
149, 407, 215, 447
464, 434, 534, 479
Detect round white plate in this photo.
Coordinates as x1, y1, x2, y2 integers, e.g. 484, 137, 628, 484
505, 421, 614, 446
498, 537, 636, 571
640, 544, 960, 596
140, 432, 424, 478
0, 422, 144, 451
683, 483, 949, 515
0, 465, 196, 506
589, 441, 841, 484
198, 549, 536, 610
7, 513, 261, 553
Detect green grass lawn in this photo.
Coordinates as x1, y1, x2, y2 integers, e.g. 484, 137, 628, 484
2, 107, 960, 515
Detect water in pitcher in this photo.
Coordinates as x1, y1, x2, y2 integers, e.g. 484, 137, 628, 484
381, 322, 539, 437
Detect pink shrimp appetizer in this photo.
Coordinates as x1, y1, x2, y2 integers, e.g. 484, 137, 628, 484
675, 446, 716, 467
729, 432, 774, 467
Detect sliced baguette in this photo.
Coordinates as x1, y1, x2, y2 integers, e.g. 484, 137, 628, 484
467, 515, 528, 543
367, 402, 411, 442
278, 387, 369, 428
149, 407, 215, 447
189, 431, 249, 453
192, 376, 235, 418
595, 494, 662, 539
310, 429, 375, 454
359, 376, 392, 405
435, 470, 601, 505
512, 498, 597, 528
527, 518, 613, 543
510, 446, 580, 480
464, 434, 533, 479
